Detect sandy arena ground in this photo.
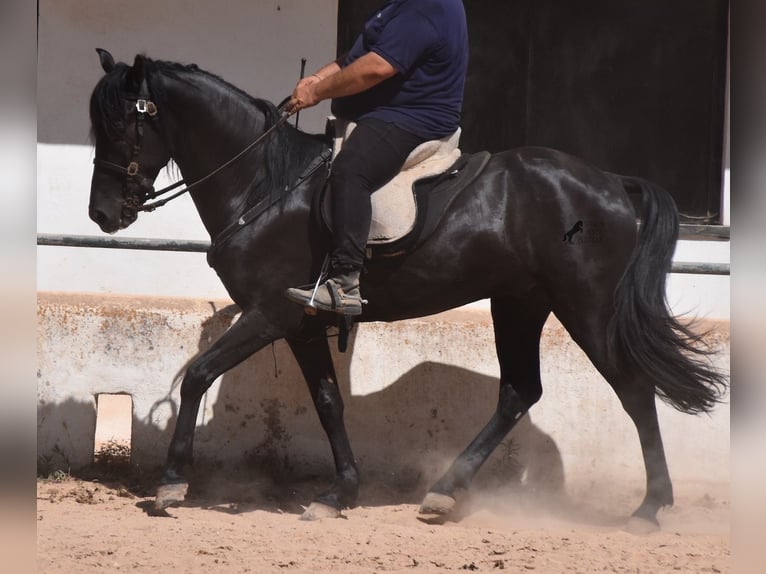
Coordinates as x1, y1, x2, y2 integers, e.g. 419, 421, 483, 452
37, 468, 729, 574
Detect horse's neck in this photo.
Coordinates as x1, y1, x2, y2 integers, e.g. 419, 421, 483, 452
158, 73, 283, 238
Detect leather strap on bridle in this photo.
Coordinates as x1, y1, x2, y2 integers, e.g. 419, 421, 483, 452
92, 78, 164, 220
92, 77, 292, 214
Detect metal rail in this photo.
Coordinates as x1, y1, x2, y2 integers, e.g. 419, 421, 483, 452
37, 233, 730, 275
670, 262, 730, 275
37, 233, 209, 253
678, 224, 730, 241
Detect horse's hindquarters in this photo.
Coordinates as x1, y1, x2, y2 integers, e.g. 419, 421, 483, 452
359, 148, 637, 322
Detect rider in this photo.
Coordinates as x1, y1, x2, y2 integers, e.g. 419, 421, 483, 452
285, 0, 469, 315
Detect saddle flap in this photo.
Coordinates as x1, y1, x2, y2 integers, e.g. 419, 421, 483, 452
370, 150, 492, 258
322, 119, 461, 243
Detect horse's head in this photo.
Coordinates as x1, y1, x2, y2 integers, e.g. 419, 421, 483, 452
88, 49, 171, 233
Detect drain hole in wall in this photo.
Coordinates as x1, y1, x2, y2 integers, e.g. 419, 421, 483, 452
93, 394, 132, 465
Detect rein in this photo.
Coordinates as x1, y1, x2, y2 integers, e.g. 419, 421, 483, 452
139, 111, 292, 212
93, 80, 292, 214
206, 147, 332, 268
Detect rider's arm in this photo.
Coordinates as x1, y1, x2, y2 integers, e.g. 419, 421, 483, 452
311, 57, 344, 81
293, 53, 346, 92
287, 52, 397, 112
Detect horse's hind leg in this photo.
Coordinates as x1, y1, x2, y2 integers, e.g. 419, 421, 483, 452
553, 302, 673, 531
420, 295, 550, 515
155, 309, 273, 510
287, 327, 359, 520
611, 379, 674, 532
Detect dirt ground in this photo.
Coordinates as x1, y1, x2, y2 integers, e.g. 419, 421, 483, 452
36, 467, 729, 574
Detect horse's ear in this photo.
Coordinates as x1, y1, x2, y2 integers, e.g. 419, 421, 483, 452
96, 48, 115, 73
127, 54, 147, 92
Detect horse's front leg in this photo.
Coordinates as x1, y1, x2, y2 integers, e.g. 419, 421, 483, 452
287, 328, 359, 520
155, 309, 274, 510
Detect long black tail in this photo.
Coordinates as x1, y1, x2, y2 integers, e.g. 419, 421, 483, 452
608, 177, 727, 414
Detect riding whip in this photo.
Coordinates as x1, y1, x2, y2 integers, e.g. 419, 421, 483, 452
295, 57, 307, 128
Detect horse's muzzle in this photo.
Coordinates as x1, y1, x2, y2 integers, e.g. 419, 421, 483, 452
89, 204, 125, 234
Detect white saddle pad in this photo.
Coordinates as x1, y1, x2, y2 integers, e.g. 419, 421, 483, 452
324, 118, 461, 244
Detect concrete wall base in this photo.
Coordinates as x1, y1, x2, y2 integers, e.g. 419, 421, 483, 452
38, 293, 729, 494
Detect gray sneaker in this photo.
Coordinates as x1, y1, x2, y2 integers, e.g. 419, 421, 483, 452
285, 272, 364, 316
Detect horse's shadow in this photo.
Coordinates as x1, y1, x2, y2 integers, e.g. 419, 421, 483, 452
40, 304, 620, 527
122, 305, 624, 527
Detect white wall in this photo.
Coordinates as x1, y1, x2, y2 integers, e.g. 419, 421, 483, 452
38, 294, 730, 488
38, 0, 337, 143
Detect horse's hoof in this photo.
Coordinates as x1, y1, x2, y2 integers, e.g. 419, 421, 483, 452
300, 502, 342, 521
419, 492, 456, 516
623, 515, 660, 535
155, 482, 188, 510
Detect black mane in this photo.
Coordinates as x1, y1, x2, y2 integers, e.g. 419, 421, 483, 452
89, 61, 135, 142
89, 57, 325, 209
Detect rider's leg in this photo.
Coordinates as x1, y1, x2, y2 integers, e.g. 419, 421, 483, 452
286, 118, 426, 315
329, 119, 426, 271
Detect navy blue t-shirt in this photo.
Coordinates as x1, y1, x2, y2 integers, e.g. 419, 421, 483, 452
331, 0, 469, 140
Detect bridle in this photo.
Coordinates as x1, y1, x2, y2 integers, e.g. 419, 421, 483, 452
92, 78, 291, 222
92, 78, 166, 223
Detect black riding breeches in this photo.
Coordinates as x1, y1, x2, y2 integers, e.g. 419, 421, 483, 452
330, 118, 427, 271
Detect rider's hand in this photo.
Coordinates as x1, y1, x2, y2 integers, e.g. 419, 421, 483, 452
286, 77, 321, 115
296, 75, 321, 90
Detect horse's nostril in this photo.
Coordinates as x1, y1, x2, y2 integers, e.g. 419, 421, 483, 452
89, 208, 108, 226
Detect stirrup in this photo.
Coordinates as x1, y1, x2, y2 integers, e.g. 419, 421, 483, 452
309, 278, 364, 316
285, 278, 367, 316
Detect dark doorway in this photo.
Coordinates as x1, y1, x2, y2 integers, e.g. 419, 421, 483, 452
337, 0, 728, 222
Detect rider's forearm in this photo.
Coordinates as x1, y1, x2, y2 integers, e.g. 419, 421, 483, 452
312, 52, 397, 101
311, 57, 344, 81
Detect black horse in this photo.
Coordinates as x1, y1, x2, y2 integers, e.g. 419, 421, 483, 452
87, 50, 725, 528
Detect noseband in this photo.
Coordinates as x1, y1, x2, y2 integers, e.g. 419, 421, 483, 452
93, 78, 292, 221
